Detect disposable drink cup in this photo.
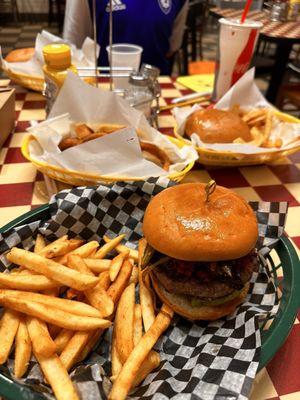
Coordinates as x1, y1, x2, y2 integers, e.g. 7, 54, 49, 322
212, 18, 263, 101
106, 44, 143, 90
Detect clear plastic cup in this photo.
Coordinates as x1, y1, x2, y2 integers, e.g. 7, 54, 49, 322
106, 44, 143, 90
212, 18, 263, 101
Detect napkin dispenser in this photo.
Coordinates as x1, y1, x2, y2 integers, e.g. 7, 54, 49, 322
0, 88, 15, 149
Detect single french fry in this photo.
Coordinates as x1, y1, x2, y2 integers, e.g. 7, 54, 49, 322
58, 241, 99, 265
54, 329, 74, 354
262, 110, 272, 146
39, 241, 71, 259
139, 267, 156, 332
132, 351, 160, 388
0, 273, 59, 291
34, 350, 79, 400
0, 290, 102, 318
133, 304, 143, 347
129, 265, 139, 285
59, 331, 91, 371
68, 255, 114, 318
7, 248, 99, 291
111, 328, 123, 377
94, 234, 125, 259
83, 258, 111, 274
108, 304, 173, 400
98, 271, 111, 290
107, 259, 133, 304
14, 318, 32, 378
34, 234, 46, 253
115, 283, 135, 364
0, 309, 20, 364
103, 235, 138, 261
0, 297, 111, 331
109, 252, 128, 282
26, 316, 57, 357
75, 329, 103, 364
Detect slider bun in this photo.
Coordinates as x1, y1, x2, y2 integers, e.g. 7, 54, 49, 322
185, 108, 252, 143
143, 183, 258, 261
5, 48, 35, 63
151, 274, 249, 321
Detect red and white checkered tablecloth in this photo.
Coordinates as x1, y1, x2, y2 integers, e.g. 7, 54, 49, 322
0, 76, 299, 400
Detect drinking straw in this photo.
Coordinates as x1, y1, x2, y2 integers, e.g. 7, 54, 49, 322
240, 0, 253, 23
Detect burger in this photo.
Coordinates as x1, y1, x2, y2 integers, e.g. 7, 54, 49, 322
185, 108, 252, 144
5, 48, 35, 63
142, 182, 259, 320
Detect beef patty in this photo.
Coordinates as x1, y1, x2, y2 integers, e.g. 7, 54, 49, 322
152, 250, 258, 300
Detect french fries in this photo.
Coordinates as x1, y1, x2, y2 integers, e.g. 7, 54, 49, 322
229, 105, 286, 149
7, 248, 99, 291
34, 350, 79, 400
115, 283, 135, 364
139, 268, 156, 332
107, 259, 133, 304
109, 252, 129, 282
0, 272, 59, 291
0, 233, 174, 400
0, 309, 20, 364
109, 304, 173, 400
83, 258, 111, 273
14, 318, 32, 378
68, 255, 114, 318
0, 297, 111, 331
103, 235, 139, 262
0, 290, 103, 318
94, 234, 125, 259
27, 316, 57, 357
54, 329, 74, 354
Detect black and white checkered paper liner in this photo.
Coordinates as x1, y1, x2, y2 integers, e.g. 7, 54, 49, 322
0, 178, 288, 400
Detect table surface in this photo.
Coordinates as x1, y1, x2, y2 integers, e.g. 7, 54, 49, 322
210, 7, 300, 40
0, 76, 300, 400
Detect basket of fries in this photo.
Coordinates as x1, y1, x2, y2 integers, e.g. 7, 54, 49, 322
173, 69, 300, 166
0, 181, 299, 400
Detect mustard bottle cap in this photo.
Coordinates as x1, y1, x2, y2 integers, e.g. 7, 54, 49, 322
43, 44, 71, 69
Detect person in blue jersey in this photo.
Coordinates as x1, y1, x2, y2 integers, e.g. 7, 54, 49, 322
63, 0, 188, 74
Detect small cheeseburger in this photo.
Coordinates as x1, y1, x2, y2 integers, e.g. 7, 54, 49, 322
142, 182, 259, 320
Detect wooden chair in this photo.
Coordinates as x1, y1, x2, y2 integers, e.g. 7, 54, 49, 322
177, 0, 209, 75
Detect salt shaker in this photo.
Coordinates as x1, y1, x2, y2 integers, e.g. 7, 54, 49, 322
124, 73, 153, 118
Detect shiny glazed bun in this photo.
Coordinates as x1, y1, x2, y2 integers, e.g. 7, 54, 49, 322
185, 108, 252, 143
151, 275, 249, 320
5, 48, 35, 63
143, 183, 258, 261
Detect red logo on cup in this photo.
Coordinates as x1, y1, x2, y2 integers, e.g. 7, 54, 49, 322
231, 29, 258, 85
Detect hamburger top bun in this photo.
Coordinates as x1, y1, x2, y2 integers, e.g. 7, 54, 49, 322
5, 48, 35, 63
185, 108, 252, 143
151, 274, 249, 320
143, 183, 258, 261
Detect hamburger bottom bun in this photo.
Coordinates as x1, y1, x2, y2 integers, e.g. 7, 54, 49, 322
151, 274, 249, 321
185, 108, 252, 144
5, 48, 35, 63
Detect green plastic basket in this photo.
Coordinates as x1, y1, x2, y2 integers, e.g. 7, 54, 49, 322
0, 205, 299, 400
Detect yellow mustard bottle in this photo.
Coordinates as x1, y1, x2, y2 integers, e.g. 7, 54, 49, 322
42, 43, 78, 114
